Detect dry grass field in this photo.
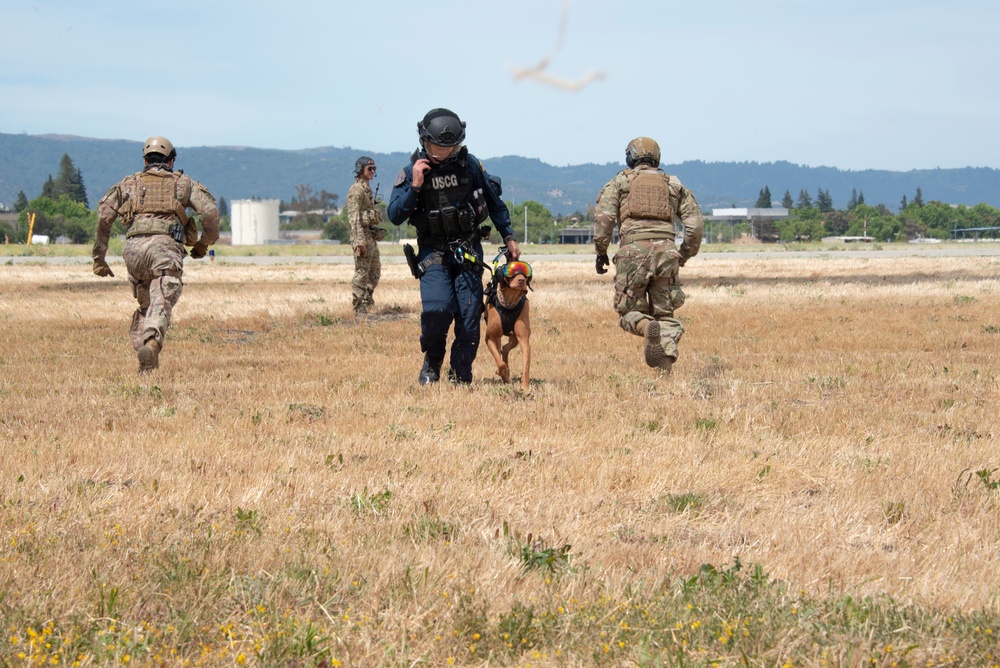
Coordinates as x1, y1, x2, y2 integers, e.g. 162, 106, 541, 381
3, 252, 1000, 666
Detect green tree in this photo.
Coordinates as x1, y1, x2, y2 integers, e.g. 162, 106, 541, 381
19, 195, 96, 243
321, 210, 350, 243
14, 190, 29, 212
816, 188, 834, 213
847, 188, 859, 211
846, 204, 898, 241
54, 153, 88, 207
899, 194, 908, 211
898, 207, 927, 240
755, 186, 772, 208
506, 200, 554, 244
824, 210, 849, 235
285, 184, 339, 230
796, 189, 813, 209
756, 216, 779, 242
794, 206, 822, 222
776, 216, 824, 242
916, 201, 957, 238
217, 196, 231, 232
914, 187, 924, 207
288, 183, 338, 212
968, 203, 1000, 228
781, 190, 793, 209
40, 175, 57, 199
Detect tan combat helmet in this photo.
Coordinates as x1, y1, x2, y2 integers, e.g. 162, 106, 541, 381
143, 136, 176, 159
625, 137, 660, 169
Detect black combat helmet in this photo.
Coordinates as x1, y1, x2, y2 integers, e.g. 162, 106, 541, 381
417, 108, 466, 147
354, 156, 375, 177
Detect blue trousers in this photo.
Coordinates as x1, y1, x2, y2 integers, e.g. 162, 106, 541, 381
418, 244, 484, 382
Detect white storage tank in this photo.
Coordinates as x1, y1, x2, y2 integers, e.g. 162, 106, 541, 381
231, 199, 280, 245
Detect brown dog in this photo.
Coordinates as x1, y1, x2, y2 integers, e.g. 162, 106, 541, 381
483, 261, 532, 393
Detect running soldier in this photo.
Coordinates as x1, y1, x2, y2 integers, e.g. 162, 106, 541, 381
92, 136, 219, 373
594, 137, 703, 374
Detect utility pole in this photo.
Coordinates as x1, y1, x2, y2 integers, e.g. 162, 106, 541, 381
524, 205, 528, 243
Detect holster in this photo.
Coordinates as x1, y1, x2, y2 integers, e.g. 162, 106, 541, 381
403, 243, 422, 279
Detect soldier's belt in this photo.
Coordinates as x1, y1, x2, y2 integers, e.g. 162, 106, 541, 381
125, 218, 173, 238
620, 231, 676, 244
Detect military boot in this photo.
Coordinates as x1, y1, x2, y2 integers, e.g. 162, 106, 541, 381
137, 338, 161, 373
640, 320, 672, 371
418, 356, 442, 385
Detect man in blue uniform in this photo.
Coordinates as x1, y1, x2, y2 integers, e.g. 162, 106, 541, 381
388, 108, 521, 385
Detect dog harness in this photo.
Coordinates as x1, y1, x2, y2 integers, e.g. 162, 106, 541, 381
484, 250, 532, 335
488, 291, 527, 337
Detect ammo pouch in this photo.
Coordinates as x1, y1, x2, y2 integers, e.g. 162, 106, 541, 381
427, 205, 473, 240
168, 222, 185, 244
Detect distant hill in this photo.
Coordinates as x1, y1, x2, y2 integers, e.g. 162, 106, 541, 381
3, 132, 1000, 215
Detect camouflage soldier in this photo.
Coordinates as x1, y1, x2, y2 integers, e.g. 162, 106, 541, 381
92, 136, 220, 373
594, 137, 703, 374
347, 156, 383, 315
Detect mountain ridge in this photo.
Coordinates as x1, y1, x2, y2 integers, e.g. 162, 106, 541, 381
3, 132, 999, 215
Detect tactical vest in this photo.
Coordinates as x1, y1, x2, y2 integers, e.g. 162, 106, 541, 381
123, 170, 190, 239
620, 169, 674, 223
414, 149, 475, 242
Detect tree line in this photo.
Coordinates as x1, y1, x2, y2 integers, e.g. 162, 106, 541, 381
1, 154, 237, 245
748, 183, 1000, 243
5, 156, 1000, 247
3, 154, 94, 243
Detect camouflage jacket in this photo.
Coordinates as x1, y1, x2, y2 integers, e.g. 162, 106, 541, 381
92, 165, 219, 262
593, 166, 703, 262
346, 178, 382, 248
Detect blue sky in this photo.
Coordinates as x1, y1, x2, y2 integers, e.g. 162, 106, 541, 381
2, 0, 998, 171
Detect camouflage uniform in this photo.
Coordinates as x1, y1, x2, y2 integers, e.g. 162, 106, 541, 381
594, 164, 703, 365
92, 164, 219, 368
346, 177, 382, 313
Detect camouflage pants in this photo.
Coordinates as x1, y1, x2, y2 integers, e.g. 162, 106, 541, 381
123, 235, 185, 351
613, 240, 686, 360
352, 241, 381, 312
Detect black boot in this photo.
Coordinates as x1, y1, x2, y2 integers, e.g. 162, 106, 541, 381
418, 356, 442, 385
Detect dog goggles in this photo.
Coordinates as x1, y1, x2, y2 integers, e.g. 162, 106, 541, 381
501, 261, 532, 283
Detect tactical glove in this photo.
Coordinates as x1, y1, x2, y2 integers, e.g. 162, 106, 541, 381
190, 242, 208, 259
93, 258, 114, 277
595, 253, 610, 275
